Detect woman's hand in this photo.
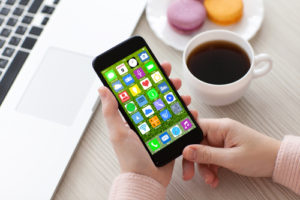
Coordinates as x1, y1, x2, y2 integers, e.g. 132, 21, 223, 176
99, 62, 195, 187
182, 118, 281, 188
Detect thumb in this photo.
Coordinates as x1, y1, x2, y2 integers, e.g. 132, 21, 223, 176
183, 145, 234, 168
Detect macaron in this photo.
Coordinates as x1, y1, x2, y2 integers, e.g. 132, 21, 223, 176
167, 0, 206, 34
204, 0, 243, 26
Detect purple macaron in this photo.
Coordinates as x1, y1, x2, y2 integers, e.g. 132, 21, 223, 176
167, 0, 206, 34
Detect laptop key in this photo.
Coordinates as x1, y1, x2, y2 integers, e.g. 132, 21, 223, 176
29, 26, 43, 36
6, 0, 16, 6
22, 16, 33, 24
0, 58, 8, 69
19, 0, 29, 5
3, 47, 15, 57
0, 18, 4, 26
54, 0, 60, 4
7, 17, 18, 26
9, 36, 21, 46
41, 17, 49, 25
1, 28, 12, 37
13, 7, 24, 16
0, 51, 29, 105
22, 37, 37, 50
0, 39, 5, 48
28, 0, 43, 14
0, 7, 10, 16
16, 25, 27, 35
42, 6, 55, 14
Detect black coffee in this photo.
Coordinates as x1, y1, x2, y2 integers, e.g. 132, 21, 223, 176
187, 40, 250, 85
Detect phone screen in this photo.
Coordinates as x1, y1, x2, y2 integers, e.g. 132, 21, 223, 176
101, 46, 197, 154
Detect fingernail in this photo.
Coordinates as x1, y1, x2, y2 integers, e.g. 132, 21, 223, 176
187, 148, 196, 161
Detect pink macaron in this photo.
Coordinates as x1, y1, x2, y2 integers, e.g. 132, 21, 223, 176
167, 0, 206, 34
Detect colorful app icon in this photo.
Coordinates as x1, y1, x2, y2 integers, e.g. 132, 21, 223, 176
133, 67, 145, 79
147, 88, 158, 101
129, 84, 141, 96
148, 138, 160, 151
140, 78, 152, 90
131, 112, 143, 124
116, 63, 128, 75
164, 92, 176, 104
135, 95, 148, 107
159, 132, 171, 144
149, 115, 161, 128
145, 61, 157, 73
105, 69, 117, 82
125, 101, 136, 113
127, 57, 138, 68
170, 102, 182, 114
181, 118, 193, 131
142, 105, 154, 117
153, 99, 165, 111
138, 122, 150, 135
160, 109, 172, 121
138, 51, 150, 62
158, 82, 169, 93
112, 80, 124, 92
118, 91, 130, 103
123, 74, 135, 86
151, 71, 163, 83
170, 125, 182, 137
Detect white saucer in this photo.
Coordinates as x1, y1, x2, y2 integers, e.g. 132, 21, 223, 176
146, 0, 264, 51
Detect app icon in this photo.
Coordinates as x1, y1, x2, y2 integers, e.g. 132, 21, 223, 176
159, 132, 171, 144
118, 91, 130, 103
105, 69, 117, 82
147, 88, 158, 101
160, 109, 172, 121
129, 84, 141, 96
170, 102, 182, 114
140, 78, 152, 90
151, 71, 163, 83
145, 61, 157, 73
181, 118, 193, 131
135, 95, 148, 107
153, 99, 165, 111
158, 82, 169, 93
164, 92, 176, 104
142, 105, 154, 117
138, 51, 150, 62
125, 101, 136, 113
138, 122, 150, 135
112, 80, 124, 92
131, 112, 143, 124
148, 138, 160, 151
133, 67, 145, 79
127, 57, 138, 68
149, 115, 161, 128
170, 125, 182, 137
116, 63, 128, 75
123, 74, 135, 86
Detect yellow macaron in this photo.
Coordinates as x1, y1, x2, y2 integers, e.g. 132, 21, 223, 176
204, 0, 243, 26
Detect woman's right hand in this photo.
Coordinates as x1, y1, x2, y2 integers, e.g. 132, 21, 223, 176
182, 118, 281, 188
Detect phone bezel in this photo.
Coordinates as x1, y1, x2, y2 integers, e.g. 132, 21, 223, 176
93, 36, 203, 167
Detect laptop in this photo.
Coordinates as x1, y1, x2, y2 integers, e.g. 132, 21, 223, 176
0, 0, 146, 199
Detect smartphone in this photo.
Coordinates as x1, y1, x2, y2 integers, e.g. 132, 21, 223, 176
93, 36, 203, 166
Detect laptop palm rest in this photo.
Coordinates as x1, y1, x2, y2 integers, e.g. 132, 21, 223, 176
17, 47, 96, 126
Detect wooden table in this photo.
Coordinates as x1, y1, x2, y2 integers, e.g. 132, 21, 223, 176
53, 1, 300, 199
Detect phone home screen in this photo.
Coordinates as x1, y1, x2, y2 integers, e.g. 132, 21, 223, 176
101, 47, 196, 154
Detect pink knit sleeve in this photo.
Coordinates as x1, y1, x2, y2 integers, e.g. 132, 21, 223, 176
273, 135, 300, 194
108, 173, 166, 200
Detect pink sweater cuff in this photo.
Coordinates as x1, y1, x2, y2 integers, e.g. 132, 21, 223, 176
273, 135, 300, 194
108, 173, 166, 200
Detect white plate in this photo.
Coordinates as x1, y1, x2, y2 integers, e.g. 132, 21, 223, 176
146, 0, 264, 51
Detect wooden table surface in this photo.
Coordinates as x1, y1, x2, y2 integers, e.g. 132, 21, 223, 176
53, 1, 300, 199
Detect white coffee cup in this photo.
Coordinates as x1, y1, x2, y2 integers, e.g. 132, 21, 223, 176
183, 30, 273, 106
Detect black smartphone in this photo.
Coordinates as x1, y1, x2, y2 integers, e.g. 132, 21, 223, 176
93, 36, 203, 167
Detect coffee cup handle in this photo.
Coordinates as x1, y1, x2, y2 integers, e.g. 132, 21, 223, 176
253, 54, 273, 78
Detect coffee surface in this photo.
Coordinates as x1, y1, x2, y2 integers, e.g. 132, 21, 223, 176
187, 40, 250, 85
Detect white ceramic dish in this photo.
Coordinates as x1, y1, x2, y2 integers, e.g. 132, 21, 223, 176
146, 0, 264, 51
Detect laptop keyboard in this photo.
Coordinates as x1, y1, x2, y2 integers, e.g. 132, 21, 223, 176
0, 0, 59, 105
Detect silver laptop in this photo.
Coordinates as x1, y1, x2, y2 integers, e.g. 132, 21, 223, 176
0, 0, 146, 199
